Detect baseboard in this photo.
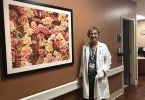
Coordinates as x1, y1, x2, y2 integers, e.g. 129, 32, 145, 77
20, 81, 79, 100
130, 79, 138, 85
20, 66, 124, 100
107, 65, 124, 77
123, 84, 128, 88
134, 79, 138, 85
107, 88, 124, 100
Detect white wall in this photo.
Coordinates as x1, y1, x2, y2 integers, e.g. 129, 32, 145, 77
137, 20, 145, 48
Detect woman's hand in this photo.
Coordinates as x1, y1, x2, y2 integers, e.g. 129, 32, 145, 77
76, 77, 80, 81
95, 70, 105, 80
76, 77, 83, 87
76, 77, 82, 81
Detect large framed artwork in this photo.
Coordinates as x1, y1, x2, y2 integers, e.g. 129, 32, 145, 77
3, 0, 73, 75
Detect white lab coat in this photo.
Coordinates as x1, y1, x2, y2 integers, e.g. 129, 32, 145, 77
79, 42, 111, 100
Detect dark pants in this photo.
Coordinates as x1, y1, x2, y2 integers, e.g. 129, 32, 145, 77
88, 69, 97, 100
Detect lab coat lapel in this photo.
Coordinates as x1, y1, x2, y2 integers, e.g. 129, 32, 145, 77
96, 42, 101, 70
85, 45, 89, 74
85, 45, 89, 63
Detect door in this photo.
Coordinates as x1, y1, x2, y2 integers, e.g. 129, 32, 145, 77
123, 19, 131, 85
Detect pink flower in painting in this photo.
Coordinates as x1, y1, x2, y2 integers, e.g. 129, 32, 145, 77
59, 32, 69, 41
60, 46, 69, 54
12, 51, 16, 63
41, 11, 48, 17
61, 32, 66, 37
30, 44, 40, 54
52, 56, 59, 62
64, 33, 69, 41
12, 55, 15, 63
44, 26, 50, 35
32, 18, 41, 22
17, 7, 25, 14
11, 37, 23, 47
11, 32, 14, 38
21, 53, 29, 61
12, 50, 22, 67
38, 49, 47, 57
33, 26, 51, 37
19, 15, 28, 23
11, 37, 15, 46
15, 58, 22, 67
36, 34, 45, 40
33, 27, 40, 34
33, 27, 46, 40
11, 46, 15, 51
32, 34, 38, 41
55, 39, 61, 49
33, 9, 39, 16
41, 26, 50, 35
11, 36, 16, 50
50, 29, 59, 35
17, 39, 23, 46
62, 54, 69, 60
50, 15, 58, 21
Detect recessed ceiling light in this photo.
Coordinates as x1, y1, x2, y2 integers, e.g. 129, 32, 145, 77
137, 15, 145, 20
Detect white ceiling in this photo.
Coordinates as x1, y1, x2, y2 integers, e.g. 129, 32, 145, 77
131, 0, 137, 2
130, 0, 145, 16
137, 0, 145, 16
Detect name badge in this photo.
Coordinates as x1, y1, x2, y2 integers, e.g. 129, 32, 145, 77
89, 63, 95, 69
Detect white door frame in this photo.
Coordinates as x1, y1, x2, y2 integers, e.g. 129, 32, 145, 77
121, 16, 138, 86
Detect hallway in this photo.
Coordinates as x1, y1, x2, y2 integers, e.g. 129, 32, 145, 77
118, 76, 145, 100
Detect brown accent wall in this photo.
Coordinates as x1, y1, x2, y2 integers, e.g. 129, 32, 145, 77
0, 0, 136, 100
109, 73, 123, 94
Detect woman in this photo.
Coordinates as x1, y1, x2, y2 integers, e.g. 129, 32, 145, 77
79, 26, 111, 100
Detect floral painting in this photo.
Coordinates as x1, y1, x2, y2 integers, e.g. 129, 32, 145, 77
3, 0, 73, 74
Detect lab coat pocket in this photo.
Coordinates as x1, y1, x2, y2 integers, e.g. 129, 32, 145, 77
95, 69, 104, 79
98, 78, 109, 90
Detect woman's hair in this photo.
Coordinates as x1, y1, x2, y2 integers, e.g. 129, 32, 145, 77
87, 26, 100, 37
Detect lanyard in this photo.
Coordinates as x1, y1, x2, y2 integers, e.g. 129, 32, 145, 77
89, 45, 98, 70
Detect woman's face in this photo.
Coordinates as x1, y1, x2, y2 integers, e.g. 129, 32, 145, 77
88, 29, 99, 43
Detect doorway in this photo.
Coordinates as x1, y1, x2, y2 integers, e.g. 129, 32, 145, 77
123, 19, 131, 85
121, 17, 137, 86
136, 18, 145, 81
